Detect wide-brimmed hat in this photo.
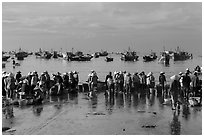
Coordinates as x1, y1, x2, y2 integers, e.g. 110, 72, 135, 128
127, 72, 131, 76
179, 72, 183, 75
8, 73, 14, 77
73, 71, 77, 74
91, 70, 94, 73
170, 75, 179, 81
2, 71, 7, 77
43, 71, 48, 74
63, 72, 67, 75
28, 72, 32, 75
194, 71, 198, 75
186, 68, 191, 73
2, 71, 6, 77
160, 71, 165, 74
17, 71, 21, 73
134, 72, 138, 75
57, 72, 61, 75
147, 72, 153, 77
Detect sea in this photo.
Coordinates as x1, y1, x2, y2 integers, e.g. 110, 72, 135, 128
2, 54, 202, 83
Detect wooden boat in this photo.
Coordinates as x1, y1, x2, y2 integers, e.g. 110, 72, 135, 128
99, 50, 108, 56
2, 55, 10, 61
15, 48, 29, 60
143, 52, 157, 62
67, 51, 93, 61
43, 51, 52, 59
121, 47, 139, 61
15, 52, 24, 60
105, 57, 113, 62
68, 55, 93, 61
172, 47, 192, 61
35, 50, 52, 59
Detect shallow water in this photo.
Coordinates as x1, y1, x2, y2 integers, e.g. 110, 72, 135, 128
2, 54, 202, 82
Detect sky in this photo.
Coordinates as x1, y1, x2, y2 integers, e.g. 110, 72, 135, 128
2, 2, 202, 54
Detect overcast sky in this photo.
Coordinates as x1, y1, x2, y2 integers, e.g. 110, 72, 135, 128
2, 2, 202, 54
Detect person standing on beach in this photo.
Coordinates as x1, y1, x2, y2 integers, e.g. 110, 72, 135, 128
124, 72, 132, 93
170, 75, 180, 110
15, 71, 22, 83
87, 70, 94, 92
114, 72, 120, 93
132, 72, 140, 92
6, 73, 16, 99
73, 71, 79, 89
191, 71, 199, 97
118, 71, 124, 93
91, 71, 98, 91
105, 72, 114, 94
31, 71, 38, 95
44, 71, 51, 90
159, 72, 166, 93
182, 69, 191, 100
139, 71, 147, 93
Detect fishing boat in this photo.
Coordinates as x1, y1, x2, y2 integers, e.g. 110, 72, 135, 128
15, 48, 29, 60
57, 52, 63, 58
43, 51, 52, 59
35, 49, 52, 59
105, 57, 113, 62
121, 47, 139, 61
68, 54, 93, 61
172, 47, 193, 61
67, 51, 93, 61
143, 52, 157, 62
2, 55, 10, 61
99, 50, 108, 56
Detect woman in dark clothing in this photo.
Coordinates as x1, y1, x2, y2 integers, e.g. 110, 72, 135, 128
105, 72, 114, 93
170, 75, 180, 110
159, 72, 166, 93
15, 71, 22, 83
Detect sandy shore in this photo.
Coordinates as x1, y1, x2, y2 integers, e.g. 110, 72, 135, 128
2, 92, 202, 135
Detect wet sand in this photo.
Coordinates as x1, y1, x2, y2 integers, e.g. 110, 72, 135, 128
2, 91, 202, 135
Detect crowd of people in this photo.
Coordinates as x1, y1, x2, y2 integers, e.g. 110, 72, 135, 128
2, 65, 202, 108
2, 70, 79, 104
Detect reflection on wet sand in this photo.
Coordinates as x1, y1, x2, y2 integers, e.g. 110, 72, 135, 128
2, 91, 202, 135
33, 105, 43, 116
170, 111, 181, 135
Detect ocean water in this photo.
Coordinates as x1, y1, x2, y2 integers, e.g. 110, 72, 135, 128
2, 54, 202, 83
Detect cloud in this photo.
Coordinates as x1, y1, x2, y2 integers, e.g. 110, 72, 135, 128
2, 2, 201, 37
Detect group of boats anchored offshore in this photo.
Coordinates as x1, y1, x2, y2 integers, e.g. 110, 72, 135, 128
2, 46, 193, 64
